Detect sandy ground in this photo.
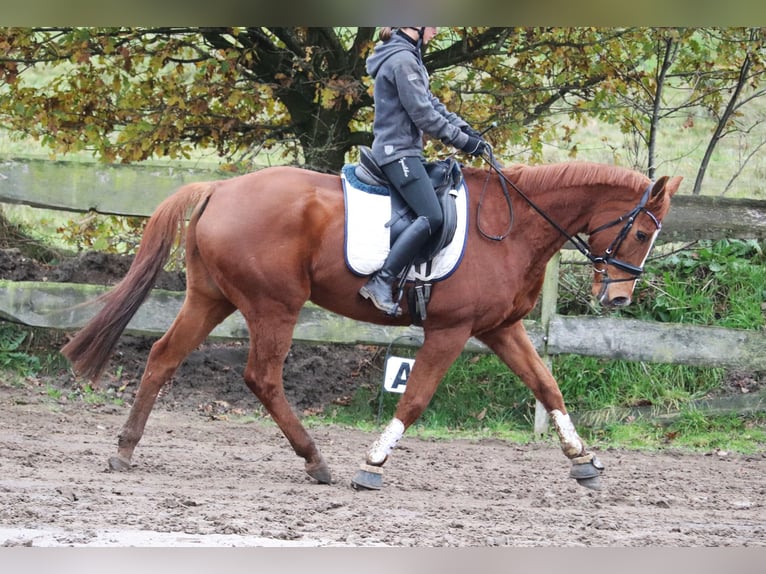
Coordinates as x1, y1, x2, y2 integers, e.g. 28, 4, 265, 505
1, 380, 764, 548
1, 249, 765, 548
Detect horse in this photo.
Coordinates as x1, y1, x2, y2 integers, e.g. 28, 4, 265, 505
61, 156, 681, 492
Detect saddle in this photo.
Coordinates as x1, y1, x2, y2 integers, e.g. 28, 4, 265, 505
354, 146, 462, 265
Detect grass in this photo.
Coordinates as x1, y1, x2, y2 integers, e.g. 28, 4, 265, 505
582, 411, 766, 455
0, 323, 123, 407
558, 238, 766, 330
639, 239, 766, 329
310, 398, 766, 456
307, 348, 764, 455
554, 356, 724, 412
1, 369, 126, 408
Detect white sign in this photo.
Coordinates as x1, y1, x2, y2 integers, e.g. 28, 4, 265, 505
383, 356, 414, 394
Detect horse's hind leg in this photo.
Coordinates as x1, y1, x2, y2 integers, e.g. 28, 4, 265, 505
109, 293, 235, 471
240, 307, 331, 484
477, 321, 604, 490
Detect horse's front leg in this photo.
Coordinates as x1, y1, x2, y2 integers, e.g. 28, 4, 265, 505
478, 321, 604, 490
352, 327, 470, 490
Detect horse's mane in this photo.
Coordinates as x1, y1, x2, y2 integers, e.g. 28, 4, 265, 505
506, 161, 650, 194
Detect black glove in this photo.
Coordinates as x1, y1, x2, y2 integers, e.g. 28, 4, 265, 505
459, 135, 487, 157
460, 124, 482, 139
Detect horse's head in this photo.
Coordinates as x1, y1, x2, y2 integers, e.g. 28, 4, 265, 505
587, 175, 682, 307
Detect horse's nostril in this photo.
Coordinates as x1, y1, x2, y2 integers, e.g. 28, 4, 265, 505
609, 296, 631, 308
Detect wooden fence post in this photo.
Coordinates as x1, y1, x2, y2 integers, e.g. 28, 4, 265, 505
534, 250, 561, 437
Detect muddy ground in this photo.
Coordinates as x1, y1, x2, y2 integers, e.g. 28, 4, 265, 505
1, 249, 765, 547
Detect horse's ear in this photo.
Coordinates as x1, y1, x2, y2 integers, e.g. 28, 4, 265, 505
652, 175, 683, 198
664, 176, 683, 197
651, 176, 668, 198
649, 175, 683, 205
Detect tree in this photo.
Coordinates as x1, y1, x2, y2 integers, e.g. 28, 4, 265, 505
2, 26, 765, 189
581, 27, 766, 194
1, 27, 382, 172
691, 28, 766, 195
0, 27, 657, 173
0, 27, 500, 172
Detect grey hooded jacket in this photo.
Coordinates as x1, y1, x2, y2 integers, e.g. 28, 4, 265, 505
366, 30, 471, 167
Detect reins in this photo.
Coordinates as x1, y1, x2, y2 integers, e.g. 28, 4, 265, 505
475, 146, 659, 283
477, 147, 593, 253
476, 151, 514, 241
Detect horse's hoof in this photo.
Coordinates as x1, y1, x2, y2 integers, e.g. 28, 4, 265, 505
350, 463, 383, 490
305, 460, 332, 484
108, 455, 132, 472
569, 454, 604, 490
576, 476, 603, 490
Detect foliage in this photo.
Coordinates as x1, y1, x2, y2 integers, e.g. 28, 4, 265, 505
558, 238, 766, 329
1, 27, 764, 184
0, 321, 41, 376
0, 323, 121, 405
0, 207, 66, 262
56, 212, 146, 254
625, 238, 766, 328
2, 205, 143, 257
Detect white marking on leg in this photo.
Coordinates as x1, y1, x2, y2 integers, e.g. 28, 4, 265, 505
550, 409, 585, 458
367, 418, 405, 465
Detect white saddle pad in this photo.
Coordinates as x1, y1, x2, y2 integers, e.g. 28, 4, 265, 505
341, 165, 469, 282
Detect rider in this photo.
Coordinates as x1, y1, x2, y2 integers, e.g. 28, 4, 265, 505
360, 26, 488, 316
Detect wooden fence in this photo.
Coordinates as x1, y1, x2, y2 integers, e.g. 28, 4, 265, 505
2, 158, 766, 426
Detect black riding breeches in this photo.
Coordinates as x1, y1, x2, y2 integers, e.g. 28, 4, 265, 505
381, 156, 444, 233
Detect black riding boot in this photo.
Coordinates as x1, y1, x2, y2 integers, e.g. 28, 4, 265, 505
360, 216, 432, 316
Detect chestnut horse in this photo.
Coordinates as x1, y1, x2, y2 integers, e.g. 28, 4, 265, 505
61, 159, 681, 491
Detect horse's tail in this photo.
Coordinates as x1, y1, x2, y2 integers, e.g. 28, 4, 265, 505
61, 181, 215, 382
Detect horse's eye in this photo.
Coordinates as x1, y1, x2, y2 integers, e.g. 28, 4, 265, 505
636, 230, 648, 242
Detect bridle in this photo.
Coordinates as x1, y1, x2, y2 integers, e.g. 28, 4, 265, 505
477, 148, 662, 292
587, 183, 661, 279
584, 183, 661, 301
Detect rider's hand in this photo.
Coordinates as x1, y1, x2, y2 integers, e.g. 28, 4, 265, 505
460, 125, 483, 139
459, 135, 488, 157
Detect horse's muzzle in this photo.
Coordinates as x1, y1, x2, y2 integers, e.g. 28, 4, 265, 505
603, 294, 632, 308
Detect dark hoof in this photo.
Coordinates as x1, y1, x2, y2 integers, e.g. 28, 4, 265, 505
305, 460, 332, 484
570, 455, 604, 490
108, 455, 132, 472
576, 476, 602, 490
350, 464, 383, 490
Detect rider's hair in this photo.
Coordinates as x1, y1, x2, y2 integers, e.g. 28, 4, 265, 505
378, 27, 394, 41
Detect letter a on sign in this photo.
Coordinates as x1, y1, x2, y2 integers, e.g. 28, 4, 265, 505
383, 356, 415, 394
